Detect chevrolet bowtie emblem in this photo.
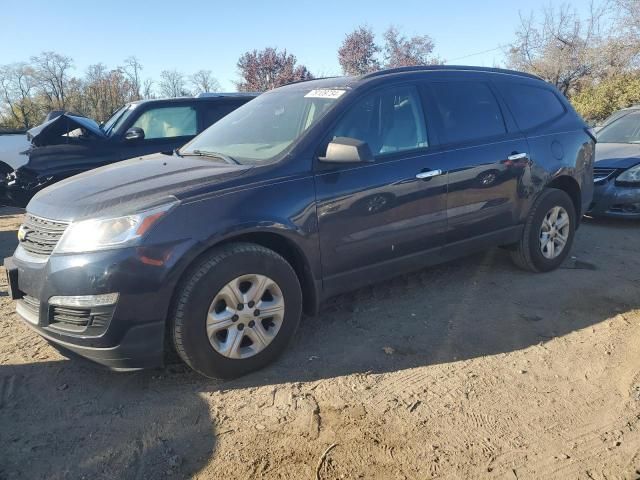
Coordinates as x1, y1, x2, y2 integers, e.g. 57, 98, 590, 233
17, 225, 27, 242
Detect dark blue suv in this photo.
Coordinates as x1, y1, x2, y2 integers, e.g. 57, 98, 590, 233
4, 66, 595, 378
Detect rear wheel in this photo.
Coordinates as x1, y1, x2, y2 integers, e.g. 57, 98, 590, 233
510, 188, 576, 272
171, 243, 302, 378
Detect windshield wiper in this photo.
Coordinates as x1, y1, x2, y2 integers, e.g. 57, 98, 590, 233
184, 149, 240, 165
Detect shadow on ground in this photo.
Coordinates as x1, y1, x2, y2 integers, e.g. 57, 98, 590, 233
1, 215, 639, 478
0, 207, 24, 218
0, 229, 18, 260
222, 245, 639, 392
0, 360, 216, 480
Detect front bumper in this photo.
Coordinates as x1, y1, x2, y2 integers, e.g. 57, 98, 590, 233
587, 179, 640, 219
4, 244, 182, 370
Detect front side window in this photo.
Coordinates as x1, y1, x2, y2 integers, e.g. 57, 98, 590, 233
131, 106, 197, 139
429, 81, 506, 145
329, 85, 428, 157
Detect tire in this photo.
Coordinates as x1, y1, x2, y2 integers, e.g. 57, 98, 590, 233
510, 188, 576, 272
171, 243, 302, 378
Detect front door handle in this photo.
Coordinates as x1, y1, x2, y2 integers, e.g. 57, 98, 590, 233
416, 169, 443, 180
507, 152, 528, 161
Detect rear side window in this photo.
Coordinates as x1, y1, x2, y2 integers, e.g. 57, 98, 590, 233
501, 83, 566, 131
428, 81, 506, 145
202, 102, 244, 128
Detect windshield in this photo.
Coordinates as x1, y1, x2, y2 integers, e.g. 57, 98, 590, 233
180, 87, 346, 164
102, 103, 137, 136
599, 110, 632, 128
597, 112, 640, 143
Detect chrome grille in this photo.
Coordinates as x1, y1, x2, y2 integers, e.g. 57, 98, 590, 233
20, 295, 40, 315
49, 305, 114, 332
19, 214, 68, 256
16, 295, 41, 325
593, 167, 618, 183
51, 306, 91, 327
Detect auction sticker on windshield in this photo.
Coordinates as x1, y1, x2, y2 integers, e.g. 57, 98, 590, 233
304, 89, 346, 99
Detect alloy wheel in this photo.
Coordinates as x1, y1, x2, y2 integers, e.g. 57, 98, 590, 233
539, 206, 570, 259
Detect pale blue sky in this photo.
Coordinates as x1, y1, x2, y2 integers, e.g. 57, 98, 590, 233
1, 0, 595, 91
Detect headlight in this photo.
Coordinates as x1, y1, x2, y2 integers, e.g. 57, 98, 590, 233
617, 163, 640, 184
54, 200, 178, 254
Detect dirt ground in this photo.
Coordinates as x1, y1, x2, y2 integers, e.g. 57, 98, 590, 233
1, 206, 639, 480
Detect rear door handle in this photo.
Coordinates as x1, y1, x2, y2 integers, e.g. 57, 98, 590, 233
507, 152, 528, 161
416, 169, 443, 180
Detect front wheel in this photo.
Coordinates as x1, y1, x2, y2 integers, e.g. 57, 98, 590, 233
171, 243, 302, 378
510, 188, 576, 272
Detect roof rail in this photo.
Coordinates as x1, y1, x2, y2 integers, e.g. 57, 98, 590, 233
195, 92, 260, 98
359, 65, 543, 81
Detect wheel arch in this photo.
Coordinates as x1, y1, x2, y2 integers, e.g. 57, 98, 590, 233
547, 175, 582, 224
217, 231, 320, 316
170, 229, 320, 319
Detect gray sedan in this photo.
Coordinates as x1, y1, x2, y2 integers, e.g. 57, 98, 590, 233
588, 111, 640, 218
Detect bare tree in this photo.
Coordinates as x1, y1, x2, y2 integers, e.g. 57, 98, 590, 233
383, 26, 438, 68
236, 47, 313, 92
159, 69, 188, 97
123, 56, 143, 100
0, 63, 40, 129
82, 63, 137, 121
338, 26, 381, 75
611, 0, 640, 67
142, 78, 155, 99
614, 0, 640, 35
190, 70, 221, 94
31, 51, 73, 110
0, 51, 157, 127
506, 2, 636, 95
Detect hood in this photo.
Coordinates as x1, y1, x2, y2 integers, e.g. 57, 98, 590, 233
27, 153, 251, 221
595, 143, 640, 169
27, 114, 106, 147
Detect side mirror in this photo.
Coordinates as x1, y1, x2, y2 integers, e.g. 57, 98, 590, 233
319, 137, 374, 163
124, 127, 145, 141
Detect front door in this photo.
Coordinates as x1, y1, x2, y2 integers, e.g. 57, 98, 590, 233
314, 84, 448, 289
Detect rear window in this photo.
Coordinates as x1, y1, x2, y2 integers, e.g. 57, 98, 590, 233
428, 81, 506, 145
501, 83, 565, 131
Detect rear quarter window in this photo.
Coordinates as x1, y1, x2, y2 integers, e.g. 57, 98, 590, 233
500, 83, 566, 131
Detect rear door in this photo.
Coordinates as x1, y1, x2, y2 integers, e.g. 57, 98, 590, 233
423, 80, 530, 244
314, 83, 448, 288
496, 81, 593, 215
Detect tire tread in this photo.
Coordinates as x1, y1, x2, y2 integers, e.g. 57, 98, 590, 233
171, 242, 293, 377
510, 188, 575, 273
